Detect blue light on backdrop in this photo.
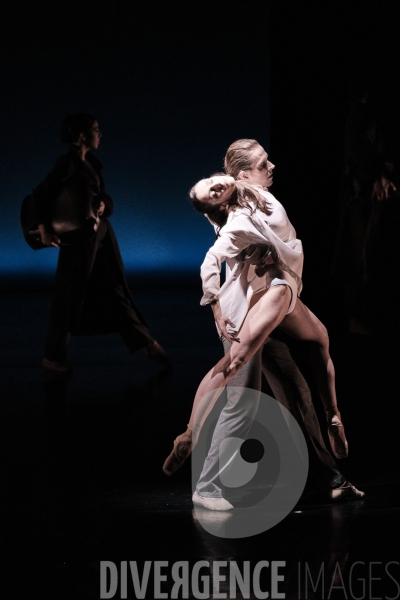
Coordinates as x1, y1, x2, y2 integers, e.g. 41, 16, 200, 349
1, 170, 217, 285
0, 6, 270, 290
1, 118, 270, 289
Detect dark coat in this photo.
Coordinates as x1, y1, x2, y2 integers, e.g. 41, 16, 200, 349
35, 146, 148, 336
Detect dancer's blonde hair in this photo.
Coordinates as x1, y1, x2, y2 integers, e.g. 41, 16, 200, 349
224, 138, 259, 178
231, 181, 272, 216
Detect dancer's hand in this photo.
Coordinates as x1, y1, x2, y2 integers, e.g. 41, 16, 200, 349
210, 299, 240, 343
241, 243, 275, 266
217, 315, 240, 344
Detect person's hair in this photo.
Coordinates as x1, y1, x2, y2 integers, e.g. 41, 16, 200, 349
60, 113, 96, 143
189, 178, 272, 224
189, 187, 216, 214
224, 139, 260, 178
233, 181, 272, 216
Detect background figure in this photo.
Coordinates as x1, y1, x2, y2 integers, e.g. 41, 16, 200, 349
331, 79, 397, 334
32, 113, 170, 373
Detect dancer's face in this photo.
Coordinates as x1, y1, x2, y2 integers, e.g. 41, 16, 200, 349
240, 144, 275, 188
194, 175, 236, 206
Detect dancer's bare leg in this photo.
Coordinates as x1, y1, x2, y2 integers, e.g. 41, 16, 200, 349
279, 299, 348, 458
280, 299, 336, 410
189, 286, 291, 439
163, 285, 291, 475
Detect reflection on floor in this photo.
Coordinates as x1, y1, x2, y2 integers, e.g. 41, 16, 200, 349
1, 289, 399, 599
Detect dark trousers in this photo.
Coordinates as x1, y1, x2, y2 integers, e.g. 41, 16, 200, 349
261, 338, 343, 489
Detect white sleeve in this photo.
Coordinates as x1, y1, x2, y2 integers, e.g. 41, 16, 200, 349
200, 215, 261, 305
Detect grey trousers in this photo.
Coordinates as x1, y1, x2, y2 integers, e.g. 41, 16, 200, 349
196, 336, 344, 497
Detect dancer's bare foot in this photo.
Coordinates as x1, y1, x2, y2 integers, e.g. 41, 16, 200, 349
327, 410, 348, 459
163, 428, 192, 475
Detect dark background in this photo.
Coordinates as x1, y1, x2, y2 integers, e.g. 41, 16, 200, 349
271, 2, 400, 322
1, 1, 271, 287
1, 3, 400, 597
2, 2, 399, 305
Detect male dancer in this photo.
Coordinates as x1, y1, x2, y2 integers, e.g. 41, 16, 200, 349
192, 139, 364, 510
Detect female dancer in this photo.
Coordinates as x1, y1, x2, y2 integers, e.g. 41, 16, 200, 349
33, 113, 170, 372
163, 147, 347, 474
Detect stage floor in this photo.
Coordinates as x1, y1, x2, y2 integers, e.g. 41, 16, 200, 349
1, 288, 399, 599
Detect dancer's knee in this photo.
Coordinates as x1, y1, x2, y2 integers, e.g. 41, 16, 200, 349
308, 323, 330, 357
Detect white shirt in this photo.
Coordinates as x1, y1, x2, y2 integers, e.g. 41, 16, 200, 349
201, 190, 303, 332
